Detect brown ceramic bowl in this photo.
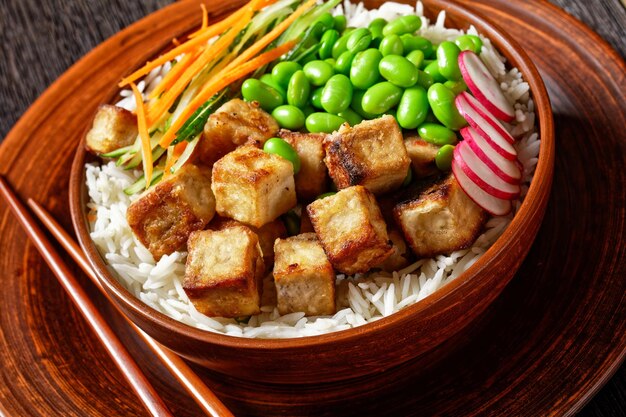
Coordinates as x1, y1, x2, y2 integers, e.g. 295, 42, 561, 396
69, 0, 554, 384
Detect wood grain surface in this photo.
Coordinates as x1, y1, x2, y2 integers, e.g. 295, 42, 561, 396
0, 0, 624, 416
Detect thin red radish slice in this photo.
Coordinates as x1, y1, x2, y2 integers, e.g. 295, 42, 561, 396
461, 127, 521, 184
455, 93, 517, 161
452, 160, 511, 216
460, 91, 515, 144
458, 51, 515, 122
454, 141, 520, 200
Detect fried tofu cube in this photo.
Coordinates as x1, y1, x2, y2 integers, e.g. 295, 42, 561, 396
85, 105, 138, 155
404, 135, 440, 178
273, 233, 336, 316
194, 99, 279, 167
183, 225, 264, 317
278, 130, 328, 200
307, 186, 393, 274
394, 174, 487, 258
324, 115, 410, 195
212, 146, 296, 228
376, 228, 412, 272
127, 164, 216, 260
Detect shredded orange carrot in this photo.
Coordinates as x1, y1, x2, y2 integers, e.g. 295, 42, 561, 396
148, 47, 201, 100
171, 37, 181, 46
130, 83, 153, 187
158, 40, 297, 148
164, 141, 188, 175
188, 4, 209, 39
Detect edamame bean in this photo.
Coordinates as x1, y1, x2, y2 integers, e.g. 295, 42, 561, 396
435, 144, 455, 170
325, 58, 336, 67
260, 74, 286, 97
282, 210, 300, 236
383, 15, 422, 36
271, 61, 302, 88
302, 104, 316, 117
362, 81, 403, 115
333, 15, 347, 33
417, 123, 458, 145
319, 29, 340, 60
437, 41, 462, 81
350, 48, 382, 89
332, 33, 350, 59
368, 18, 387, 41
321, 74, 353, 114
416, 69, 434, 89
400, 34, 432, 54
271, 105, 306, 130
402, 167, 413, 187
311, 86, 324, 109
334, 51, 355, 75
287, 70, 310, 108
379, 54, 418, 87
396, 86, 429, 129
305, 112, 347, 133
454, 34, 483, 53
443, 80, 467, 94
241, 78, 283, 111
314, 12, 335, 31
423, 61, 447, 83
351, 90, 377, 119
405, 50, 424, 68
379, 34, 404, 56
337, 108, 363, 126
346, 28, 372, 53
303, 60, 335, 86
263, 137, 301, 174
317, 192, 337, 199
427, 83, 467, 130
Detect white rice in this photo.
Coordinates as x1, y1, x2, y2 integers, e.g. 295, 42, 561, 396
87, 1, 540, 338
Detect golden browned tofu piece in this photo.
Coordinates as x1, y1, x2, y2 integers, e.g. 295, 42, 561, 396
194, 99, 279, 167
183, 225, 264, 317
127, 165, 216, 260
273, 233, 336, 316
404, 135, 440, 178
324, 115, 410, 195
212, 146, 296, 228
376, 228, 411, 272
394, 174, 487, 258
306, 186, 393, 275
278, 130, 328, 200
85, 105, 138, 155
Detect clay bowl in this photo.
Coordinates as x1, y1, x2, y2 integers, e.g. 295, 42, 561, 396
69, 0, 554, 384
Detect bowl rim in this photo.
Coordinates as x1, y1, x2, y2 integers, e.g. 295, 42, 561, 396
70, 0, 554, 350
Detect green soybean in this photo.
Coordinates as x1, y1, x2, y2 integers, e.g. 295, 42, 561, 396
260, 74, 286, 97
319, 29, 340, 60
241, 78, 283, 111
350, 48, 382, 89
421, 59, 434, 69
437, 41, 462, 81
314, 12, 335, 31
379, 54, 418, 87
383, 15, 422, 36
444, 80, 467, 94
333, 15, 347, 33
305, 112, 347, 133
324, 58, 336, 67
282, 210, 300, 236
454, 34, 483, 53
334, 51, 355, 75
263, 137, 301, 174
303, 60, 335, 86
418, 122, 458, 145
351, 90, 377, 119
423, 61, 447, 83
302, 104, 316, 117
287, 70, 310, 108
435, 144, 455, 171
311, 86, 324, 109
337, 108, 363, 126
379, 34, 404, 56
321, 74, 353, 114
402, 167, 413, 187
362, 81, 403, 115
332, 33, 351, 59
400, 34, 432, 54
396, 86, 429, 129
271, 61, 302, 88
416, 70, 434, 89
346, 28, 372, 53
405, 49, 424, 68
317, 192, 337, 200
427, 83, 467, 130
368, 18, 387, 37
271, 105, 306, 130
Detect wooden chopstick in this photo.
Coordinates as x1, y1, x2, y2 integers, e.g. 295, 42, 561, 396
26, 199, 234, 417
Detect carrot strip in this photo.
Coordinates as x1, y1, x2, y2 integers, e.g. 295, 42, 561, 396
130, 83, 153, 187
164, 141, 188, 175
188, 4, 209, 39
148, 47, 201, 100
158, 40, 297, 148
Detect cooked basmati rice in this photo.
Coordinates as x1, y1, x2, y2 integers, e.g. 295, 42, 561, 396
87, 1, 540, 338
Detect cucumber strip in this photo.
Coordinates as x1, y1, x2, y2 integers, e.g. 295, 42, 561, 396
172, 90, 228, 145
101, 145, 133, 158
279, 0, 341, 43
124, 169, 164, 195
169, 136, 201, 174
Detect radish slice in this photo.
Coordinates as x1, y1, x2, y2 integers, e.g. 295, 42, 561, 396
454, 141, 520, 200
461, 127, 521, 184
458, 51, 515, 122
455, 93, 517, 161
452, 160, 512, 216
459, 91, 515, 144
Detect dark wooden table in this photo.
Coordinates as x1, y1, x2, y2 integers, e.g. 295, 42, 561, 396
0, 0, 624, 415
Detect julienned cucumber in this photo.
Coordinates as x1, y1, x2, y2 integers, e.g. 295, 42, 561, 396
124, 169, 165, 195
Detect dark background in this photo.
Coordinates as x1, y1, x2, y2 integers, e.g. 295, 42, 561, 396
1, 0, 624, 415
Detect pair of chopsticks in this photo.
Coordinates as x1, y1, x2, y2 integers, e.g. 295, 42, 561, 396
0, 176, 234, 417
